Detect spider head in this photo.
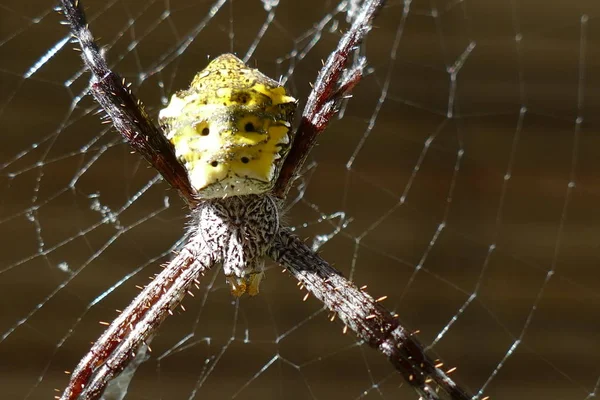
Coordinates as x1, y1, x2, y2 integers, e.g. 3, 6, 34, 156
159, 54, 297, 199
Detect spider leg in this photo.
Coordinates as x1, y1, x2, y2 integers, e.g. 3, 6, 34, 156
60, 234, 215, 400
58, 0, 197, 205
269, 228, 473, 400
272, 0, 384, 198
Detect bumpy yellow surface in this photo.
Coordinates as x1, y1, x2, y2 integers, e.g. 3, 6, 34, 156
159, 54, 297, 198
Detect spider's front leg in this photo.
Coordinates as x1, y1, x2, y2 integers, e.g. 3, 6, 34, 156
60, 232, 216, 400
60, 195, 278, 399
269, 229, 473, 400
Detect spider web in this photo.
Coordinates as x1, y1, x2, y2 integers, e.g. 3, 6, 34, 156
1, 0, 599, 399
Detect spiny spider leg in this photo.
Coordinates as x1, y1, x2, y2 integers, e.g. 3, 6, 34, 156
59, 0, 196, 205
272, 0, 381, 198
60, 234, 214, 400
270, 229, 472, 400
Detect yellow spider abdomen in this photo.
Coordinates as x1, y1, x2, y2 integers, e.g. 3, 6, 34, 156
158, 53, 297, 198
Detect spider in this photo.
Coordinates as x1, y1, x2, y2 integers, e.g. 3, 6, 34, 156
57, 1, 474, 400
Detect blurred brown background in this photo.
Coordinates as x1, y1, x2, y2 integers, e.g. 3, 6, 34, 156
1, 0, 599, 399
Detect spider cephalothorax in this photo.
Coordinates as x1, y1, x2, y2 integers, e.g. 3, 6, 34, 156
195, 194, 279, 296
159, 54, 297, 198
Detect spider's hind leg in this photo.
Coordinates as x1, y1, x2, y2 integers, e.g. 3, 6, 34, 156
196, 194, 279, 296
